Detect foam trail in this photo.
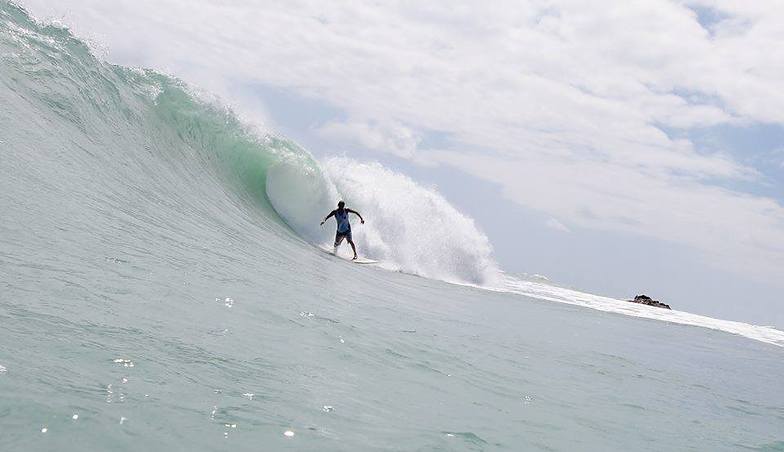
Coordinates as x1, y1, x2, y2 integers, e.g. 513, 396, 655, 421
497, 275, 784, 347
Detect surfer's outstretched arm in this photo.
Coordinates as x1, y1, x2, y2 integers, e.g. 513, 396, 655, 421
347, 208, 365, 224
320, 210, 336, 225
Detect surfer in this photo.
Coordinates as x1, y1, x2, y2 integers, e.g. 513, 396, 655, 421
320, 201, 364, 260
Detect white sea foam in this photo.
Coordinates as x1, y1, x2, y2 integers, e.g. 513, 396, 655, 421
266, 154, 499, 285
495, 275, 784, 347
323, 158, 500, 285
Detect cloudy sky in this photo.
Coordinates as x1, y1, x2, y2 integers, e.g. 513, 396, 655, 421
18, 0, 784, 325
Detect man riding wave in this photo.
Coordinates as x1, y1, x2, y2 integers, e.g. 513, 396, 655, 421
320, 201, 365, 260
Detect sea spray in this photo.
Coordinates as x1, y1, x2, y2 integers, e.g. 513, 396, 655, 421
323, 158, 501, 285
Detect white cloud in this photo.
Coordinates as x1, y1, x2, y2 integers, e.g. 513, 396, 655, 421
317, 120, 420, 158
546, 218, 571, 233
771, 148, 784, 170
16, 0, 784, 285
434, 149, 784, 282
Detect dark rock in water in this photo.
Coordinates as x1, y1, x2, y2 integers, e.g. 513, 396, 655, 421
628, 294, 671, 310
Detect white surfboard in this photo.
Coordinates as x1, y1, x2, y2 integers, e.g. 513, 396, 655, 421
319, 246, 379, 264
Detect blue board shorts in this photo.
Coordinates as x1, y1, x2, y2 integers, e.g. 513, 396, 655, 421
334, 228, 352, 246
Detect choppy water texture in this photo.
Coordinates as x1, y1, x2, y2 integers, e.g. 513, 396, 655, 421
1, 3, 783, 451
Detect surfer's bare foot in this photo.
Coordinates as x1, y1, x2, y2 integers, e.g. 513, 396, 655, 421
352, 255, 358, 260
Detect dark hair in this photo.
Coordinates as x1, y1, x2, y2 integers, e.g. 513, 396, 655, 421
337, 200, 345, 207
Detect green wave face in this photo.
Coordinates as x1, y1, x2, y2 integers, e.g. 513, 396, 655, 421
149, 78, 325, 221
1, 1, 325, 238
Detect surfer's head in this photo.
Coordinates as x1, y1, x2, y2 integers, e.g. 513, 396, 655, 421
337, 201, 345, 209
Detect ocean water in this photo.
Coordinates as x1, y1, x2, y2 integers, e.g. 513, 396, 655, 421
1, 3, 783, 451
